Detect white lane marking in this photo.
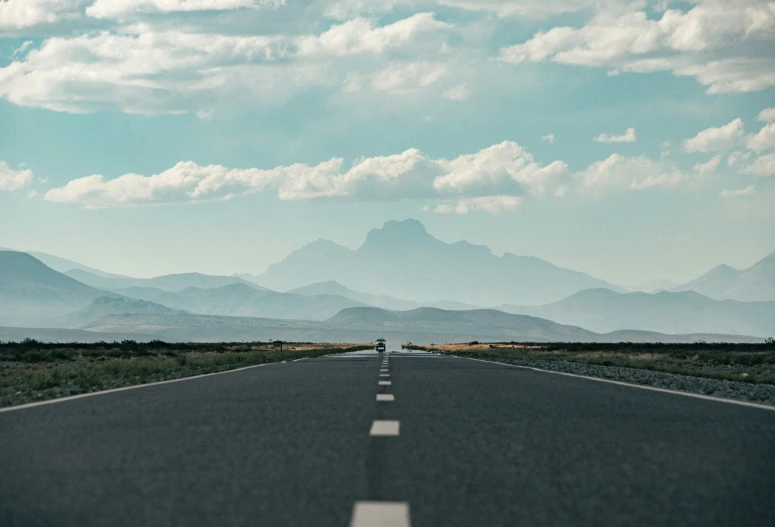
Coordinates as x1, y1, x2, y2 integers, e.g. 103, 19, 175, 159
380, 369, 389, 373
350, 501, 410, 527
370, 420, 400, 436
380, 373, 390, 378
379, 380, 392, 386
460, 356, 775, 412
377, 394, 395, 402
0, 362, 275, 414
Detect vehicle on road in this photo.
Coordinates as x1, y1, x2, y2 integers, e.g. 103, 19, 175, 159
375, 338, 386, 352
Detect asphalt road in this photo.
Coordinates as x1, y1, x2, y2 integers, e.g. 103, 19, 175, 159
1, 344, 774, 526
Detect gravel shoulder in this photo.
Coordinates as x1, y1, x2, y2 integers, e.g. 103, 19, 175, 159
461, 356, 775, 406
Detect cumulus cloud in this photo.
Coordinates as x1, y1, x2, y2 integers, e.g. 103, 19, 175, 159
0, 161, 34, 191
720, 185, 755, 198
44, 140, 570, 208
759, 107, 775, 122
85, 0, 281, 20
499, 3, 775, 93
693, 155, 721, 175
297, 13, 448, 56
593, 127, 636, 143
370, 61, 447, 92
740, 153, 775, 177
747, 122, 775, 152
0, 0, 87, 31
433, 195, 522, 215
438, 0, 639, 18
577, 154, 687, 191
0, 13, 449, 114
442, 83, 469, 101
683, 118, 744, 152
432, 141, 569, 197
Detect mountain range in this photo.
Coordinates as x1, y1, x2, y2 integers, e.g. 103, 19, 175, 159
1, 219, 773, 342
671, 252, 775, 301
257, 219, 622, 305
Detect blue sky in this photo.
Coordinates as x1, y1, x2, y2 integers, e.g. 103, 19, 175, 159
1, 0, 774, 286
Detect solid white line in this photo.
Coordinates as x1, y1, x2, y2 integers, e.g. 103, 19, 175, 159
377, 394, 395, 402
370, 420, 400, 436
459, 356, 775, 412
0, 362, 275, 414
379, 380, 392, 386
350, 501, 410, 527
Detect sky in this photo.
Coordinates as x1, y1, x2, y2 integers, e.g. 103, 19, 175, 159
1, 0, 774, 287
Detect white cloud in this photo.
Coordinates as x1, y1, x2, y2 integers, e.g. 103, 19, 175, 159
442, 83, 469, 101
720, 185, 755, 198
542, 133, 555, 143
85, 0, 280, 20
683, 118, 744, 152
297, 13, 448, 57
0, 0, 86, 31
593, 127, 636, 143
0, 161, 34, 191
727, 151, 751, 166
747, 122, 775, 152
740, 153, 775, 177
577, 153, 687, 191
499, 3, 775, 93
433, 195, 522, 215
371, 61, 447, 92
44, 140, 570, 208
438, 0, 641, 18
759, 107, 775, 122
693, 155, 721, 175
432, 141, 569, 197
0, 13, 449, 114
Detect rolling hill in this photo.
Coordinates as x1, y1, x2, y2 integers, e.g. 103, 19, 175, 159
498, 288, 775, 337
112, 283, 367, 320
65, 269, 264, 293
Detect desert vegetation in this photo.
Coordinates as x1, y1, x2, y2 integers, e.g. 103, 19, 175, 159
0, 339, 370, 408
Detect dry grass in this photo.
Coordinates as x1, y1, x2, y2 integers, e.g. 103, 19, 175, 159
404, 342, 775, 385
0, 340, 371, 408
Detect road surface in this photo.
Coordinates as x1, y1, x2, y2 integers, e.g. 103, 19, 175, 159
1, 343, 774, 526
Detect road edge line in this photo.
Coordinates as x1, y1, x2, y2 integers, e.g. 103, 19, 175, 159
457, 356, 775, 412
0, 361, 277, 414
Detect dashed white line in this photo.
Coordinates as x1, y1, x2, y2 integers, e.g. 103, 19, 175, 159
378, 380, 392, 386
380, 373, 390, 378
370, 420, 400, 436
350, 501, 410, 527
377, 394, 395, 402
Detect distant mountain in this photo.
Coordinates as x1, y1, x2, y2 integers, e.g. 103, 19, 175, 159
0, 247, 130, 279
288, 280, 479, 311
113, 283, 367, 320
630, 279, 678, 293
75, 308, 763, 344
0, 251, 175, 327
672, 252, 775, 301
66, 269, 264, 293
259, 219, 622, 305
499, 288, 775, 337
0, 251, 109, 325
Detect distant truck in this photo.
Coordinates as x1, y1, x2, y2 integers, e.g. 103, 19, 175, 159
375, 338, 386, 353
